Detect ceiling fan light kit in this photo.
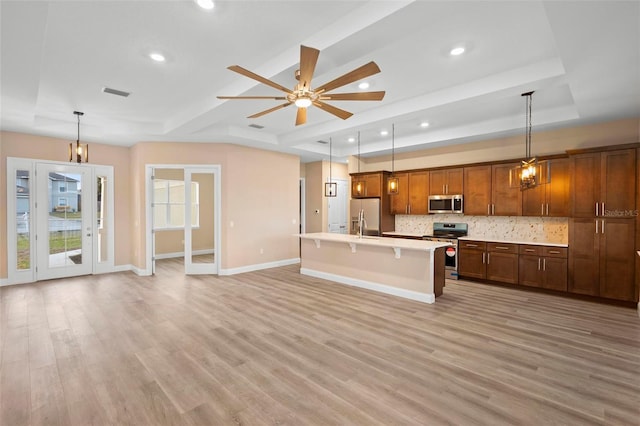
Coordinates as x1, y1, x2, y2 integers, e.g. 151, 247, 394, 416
218, 45, 385, 126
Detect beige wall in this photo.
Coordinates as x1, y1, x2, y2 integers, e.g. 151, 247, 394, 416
0, 131, 132, 278
351, 118, 640, 173
303, 160, 349, 233
129, 142, 300, 272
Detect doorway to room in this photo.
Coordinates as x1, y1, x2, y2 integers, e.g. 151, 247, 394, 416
147, 165, 221, 276
327, 178, 348, 233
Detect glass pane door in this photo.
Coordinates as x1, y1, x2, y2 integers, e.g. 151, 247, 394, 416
184, 168, 217, 274
36, 163, 93, 280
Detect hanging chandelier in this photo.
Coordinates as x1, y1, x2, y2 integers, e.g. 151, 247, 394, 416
69, 111, 88, 163
387, 123, 399, 194
511, 91, 547, 190
354, 132, 365, 196
324, 137, 337, 197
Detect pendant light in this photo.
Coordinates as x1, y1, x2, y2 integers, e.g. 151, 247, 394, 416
354, 131, 365, 196
511, 91, 548, 190
69, 111, 88, 163
324, 137, 337, 197
387, 123, 399, 194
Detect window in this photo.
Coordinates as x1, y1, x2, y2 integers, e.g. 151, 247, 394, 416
59, 186, 66, 193
58, 198, 67, 206
153, 179, 199, 230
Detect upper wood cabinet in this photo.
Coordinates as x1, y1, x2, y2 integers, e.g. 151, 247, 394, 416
463, 163, 521, 216
390, 171, 429, 215
522, 158, 570, 217
429, 168, 463, 195
351, 172, 382, 198
570, 148, 636, 217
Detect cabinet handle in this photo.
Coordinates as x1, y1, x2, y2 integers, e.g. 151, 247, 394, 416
541, 204, 544, 215
492, 204, 495, 215
466, 244, 478, 248
487, 253, 490, 264
525, 248, 536, 252
546, 204, 549, 216
482, 252, 485, 264
548, 250, 560, 254
602, 202, 605, 216
487, 204, 491, 215
408, 204, 411, 214
602, 219, 605, 234
595, 220, 599, 234
595, 202, 599, 216
538, 258, 541, 270
543, 258, 546, 271
494, 246, 509, 250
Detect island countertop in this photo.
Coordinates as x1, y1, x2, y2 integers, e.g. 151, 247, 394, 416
299, 232, 452, 251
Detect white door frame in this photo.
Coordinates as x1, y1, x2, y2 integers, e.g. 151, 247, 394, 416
5, 157, 115, 285
145, 164, 221, 276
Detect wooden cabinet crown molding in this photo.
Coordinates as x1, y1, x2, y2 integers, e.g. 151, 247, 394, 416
566, 142, 640, 156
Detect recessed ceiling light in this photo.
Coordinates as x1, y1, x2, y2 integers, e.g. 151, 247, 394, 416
347, 137, 355, 143
380, 130, 389, 136
358, 82, 370, 90
149, 52, 166, 62
420, 121, 430, 128
450, 46, 465, 56
196, 0, 215, 10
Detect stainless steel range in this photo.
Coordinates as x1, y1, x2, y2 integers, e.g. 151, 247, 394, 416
423, 222, 468, 280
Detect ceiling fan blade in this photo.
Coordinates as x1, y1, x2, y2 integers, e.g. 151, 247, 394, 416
247, 102, 293, 119
312, 101, 353, 120
298, 45, 320, 90
320, 91, 386, 101
295, 107, 307, 126
315, 61, 381, 94
218, 96, 288, 100
227, 65, 293, 94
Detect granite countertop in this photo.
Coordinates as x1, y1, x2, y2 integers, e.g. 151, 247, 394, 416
382, 231, 425, 238
458, 236, 568, 248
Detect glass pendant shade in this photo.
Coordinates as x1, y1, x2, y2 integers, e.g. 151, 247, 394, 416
69, 111, 88, 163
388, 176, 399, 194
324, 137, 336, 197
387, 123, 399, 194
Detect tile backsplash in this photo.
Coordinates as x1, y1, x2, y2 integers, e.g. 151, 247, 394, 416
395, 214, 568, 244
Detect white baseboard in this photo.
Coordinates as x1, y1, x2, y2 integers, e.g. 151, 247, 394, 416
131, 265, 152, 276
0, 278, 9, 287
300, 267, 435, 304
219, 258, 300, 276
154, 249, 215, 260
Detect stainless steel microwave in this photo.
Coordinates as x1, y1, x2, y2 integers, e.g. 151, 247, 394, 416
428, 194, 463, 214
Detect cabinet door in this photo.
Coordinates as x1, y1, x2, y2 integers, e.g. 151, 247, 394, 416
365, 174, 381, 197
570, 153, 600, 217
458, 249, 486, 279
519, 255, 542, 287
601, 149, 636, 214
599, 218, 635, 301
446, 168, 464, 194
463, 165, 492, 215
486, 252, 518, 284
542, 257, 568, 291
568, 218, 599, 296
546, 158, 570, 217
408, 171, 429, 214
522, 184, 546, 217
429, 170, 447, 195
491, 163, 522, 216
390, 173, 409, 214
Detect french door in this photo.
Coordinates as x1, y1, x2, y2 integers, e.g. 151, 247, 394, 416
6, 158, 114, 284
184, 168, 218, 274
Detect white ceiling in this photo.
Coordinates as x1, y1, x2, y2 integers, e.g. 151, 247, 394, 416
2, 1, 639, 163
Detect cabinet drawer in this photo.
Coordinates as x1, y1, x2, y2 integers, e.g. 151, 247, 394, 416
543, 246, 568, 258
487, 243, 518, 254
459, 241, 486, 250
519, 245, 543, 256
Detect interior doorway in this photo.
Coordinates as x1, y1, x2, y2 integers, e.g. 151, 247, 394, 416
327, 178, 348, 233
147, 165, 221, 275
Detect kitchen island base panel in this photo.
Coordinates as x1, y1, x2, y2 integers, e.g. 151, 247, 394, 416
300, 238, 445, 304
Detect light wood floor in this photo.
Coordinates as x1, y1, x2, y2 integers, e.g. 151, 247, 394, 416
1, 259, 639, 425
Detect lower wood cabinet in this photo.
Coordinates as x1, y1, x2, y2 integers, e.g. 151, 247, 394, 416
458, 241, 518, 284
519, 245, 568, 291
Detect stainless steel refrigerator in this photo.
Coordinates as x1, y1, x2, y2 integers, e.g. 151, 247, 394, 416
350, 198, 381, 236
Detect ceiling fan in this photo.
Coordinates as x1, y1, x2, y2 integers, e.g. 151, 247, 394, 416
217, 45, 385, 126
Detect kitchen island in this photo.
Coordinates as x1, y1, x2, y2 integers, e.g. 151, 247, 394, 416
299, 233, 450, 304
